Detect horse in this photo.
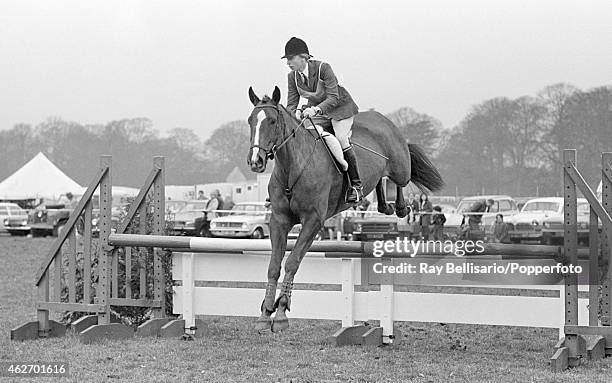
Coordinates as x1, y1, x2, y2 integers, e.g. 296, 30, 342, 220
247, 86, 444, 332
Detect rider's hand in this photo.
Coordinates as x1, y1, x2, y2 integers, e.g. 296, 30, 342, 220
303, 107, 320, 118
295, 109, 303, 119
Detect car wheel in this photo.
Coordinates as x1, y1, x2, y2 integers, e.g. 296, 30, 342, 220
251, 228, 264, 239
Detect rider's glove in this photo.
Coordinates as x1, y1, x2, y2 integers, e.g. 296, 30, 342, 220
295, 109, 303, 119
303, 107, 320, 118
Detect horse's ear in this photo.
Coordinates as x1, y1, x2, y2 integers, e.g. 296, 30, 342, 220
272, 86, 281, 105
248, 87, 260, 106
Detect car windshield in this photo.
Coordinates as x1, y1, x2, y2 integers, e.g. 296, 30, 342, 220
166, 201, 187, 213
181, 202, 208, 212
231, 204, 265, 214
522, 202, 559, 212
456, 201, 479, 213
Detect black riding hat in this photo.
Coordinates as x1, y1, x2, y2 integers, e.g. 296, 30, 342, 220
281, 37, 310, 59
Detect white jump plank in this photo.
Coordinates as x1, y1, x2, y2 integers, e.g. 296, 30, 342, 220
173, 252, 361, 285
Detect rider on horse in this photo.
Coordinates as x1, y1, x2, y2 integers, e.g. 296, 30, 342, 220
283, 37, 364, 204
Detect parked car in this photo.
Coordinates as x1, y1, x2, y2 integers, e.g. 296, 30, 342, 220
170, 200, 209, 236
351, 203, 399, 241
1, 202, 30, 235
29, 203, 73, 237
209, 202, 270, 239
445, 195, 519, 239
505, 197, 572, 243
540, 198, 593, 245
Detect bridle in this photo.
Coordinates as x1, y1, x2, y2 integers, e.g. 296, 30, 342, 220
249, 103, 310, 160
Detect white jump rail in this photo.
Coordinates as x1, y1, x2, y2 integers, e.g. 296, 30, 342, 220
172, 249, 589, 342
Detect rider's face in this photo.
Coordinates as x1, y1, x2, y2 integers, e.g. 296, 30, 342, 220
286, 56, 307, 71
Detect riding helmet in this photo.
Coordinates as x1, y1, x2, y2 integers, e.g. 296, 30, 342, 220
281, 37, 310, 59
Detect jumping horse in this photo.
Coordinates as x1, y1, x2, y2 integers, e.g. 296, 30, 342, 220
247, 86, 444, 332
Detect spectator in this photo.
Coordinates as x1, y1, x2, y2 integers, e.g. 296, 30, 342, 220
492, 214, 510, 243
460, 198, 494, 239
408, 193, 419, 223
204, 190, 224, 220
197, 190, 206, 200
431, 205, 446, 241
418, 193, 433, 241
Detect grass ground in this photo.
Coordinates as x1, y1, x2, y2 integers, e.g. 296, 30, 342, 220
1, 235, 611, 382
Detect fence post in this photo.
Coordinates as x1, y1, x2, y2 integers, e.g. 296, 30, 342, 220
341, 258, 355, 327
153, 156, 166, 318
97, 155, 113, 325
602, 152, 612, 325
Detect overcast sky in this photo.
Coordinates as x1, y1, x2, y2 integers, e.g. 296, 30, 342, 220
1, 0, 611, 138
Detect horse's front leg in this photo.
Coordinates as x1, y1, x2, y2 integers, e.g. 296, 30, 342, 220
271, 215, 323, 332
255, 213, 293, 332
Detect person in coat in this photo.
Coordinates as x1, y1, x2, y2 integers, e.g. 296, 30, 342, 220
492, 214, 510, 243
431, 205, 447, 241
283, 37, 363, 204
418, 193, 433, 240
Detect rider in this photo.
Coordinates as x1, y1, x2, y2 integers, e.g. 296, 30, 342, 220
283, 37, 363, 204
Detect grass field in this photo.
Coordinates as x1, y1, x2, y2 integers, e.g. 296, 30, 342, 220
1, 235, 611, 382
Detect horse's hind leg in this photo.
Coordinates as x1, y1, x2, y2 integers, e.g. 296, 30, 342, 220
395, 186, 409, 218
376, 179, 394, 215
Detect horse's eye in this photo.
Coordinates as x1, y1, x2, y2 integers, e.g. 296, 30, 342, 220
269, 119, 276, 125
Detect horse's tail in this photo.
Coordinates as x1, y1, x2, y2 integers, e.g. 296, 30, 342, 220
408, 143, 444, 193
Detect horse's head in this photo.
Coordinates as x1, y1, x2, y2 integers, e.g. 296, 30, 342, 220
247, 86, 284, 173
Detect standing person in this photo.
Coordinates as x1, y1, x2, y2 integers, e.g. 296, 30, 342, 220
407, 193, 418, 221
492, 214, 510, 243
460, 198, 494, 239
431, 205, 446, 241
283, 36, 363, 203
419, 193, 433, 241
202, 190, 224, 236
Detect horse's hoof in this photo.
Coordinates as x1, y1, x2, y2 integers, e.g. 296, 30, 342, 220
396, 206, 408, 218
377, 204, 387, 214
271, 318, 289, 333
384, 204, 395, 215
255, 316, 273, 333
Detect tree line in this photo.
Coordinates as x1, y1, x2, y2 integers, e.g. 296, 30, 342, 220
0, 82, 610, 197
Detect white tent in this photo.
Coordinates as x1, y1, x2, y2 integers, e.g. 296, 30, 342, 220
0, 152, 84, 200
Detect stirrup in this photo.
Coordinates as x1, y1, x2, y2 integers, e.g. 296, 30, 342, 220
346, 185, 363, 203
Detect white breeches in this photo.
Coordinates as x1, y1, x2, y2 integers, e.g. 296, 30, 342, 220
331, 116, 354, 149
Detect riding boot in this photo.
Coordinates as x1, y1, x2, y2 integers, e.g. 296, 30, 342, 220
343, 145, 363, 204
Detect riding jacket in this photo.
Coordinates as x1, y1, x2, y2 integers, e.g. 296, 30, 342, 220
286, 60, 358, 121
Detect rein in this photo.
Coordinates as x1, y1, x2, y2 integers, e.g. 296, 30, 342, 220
249, 104, 320, 197
249, 104, 310, 160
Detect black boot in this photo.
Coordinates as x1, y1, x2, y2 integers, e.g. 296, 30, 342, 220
343, 145, 363, 204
